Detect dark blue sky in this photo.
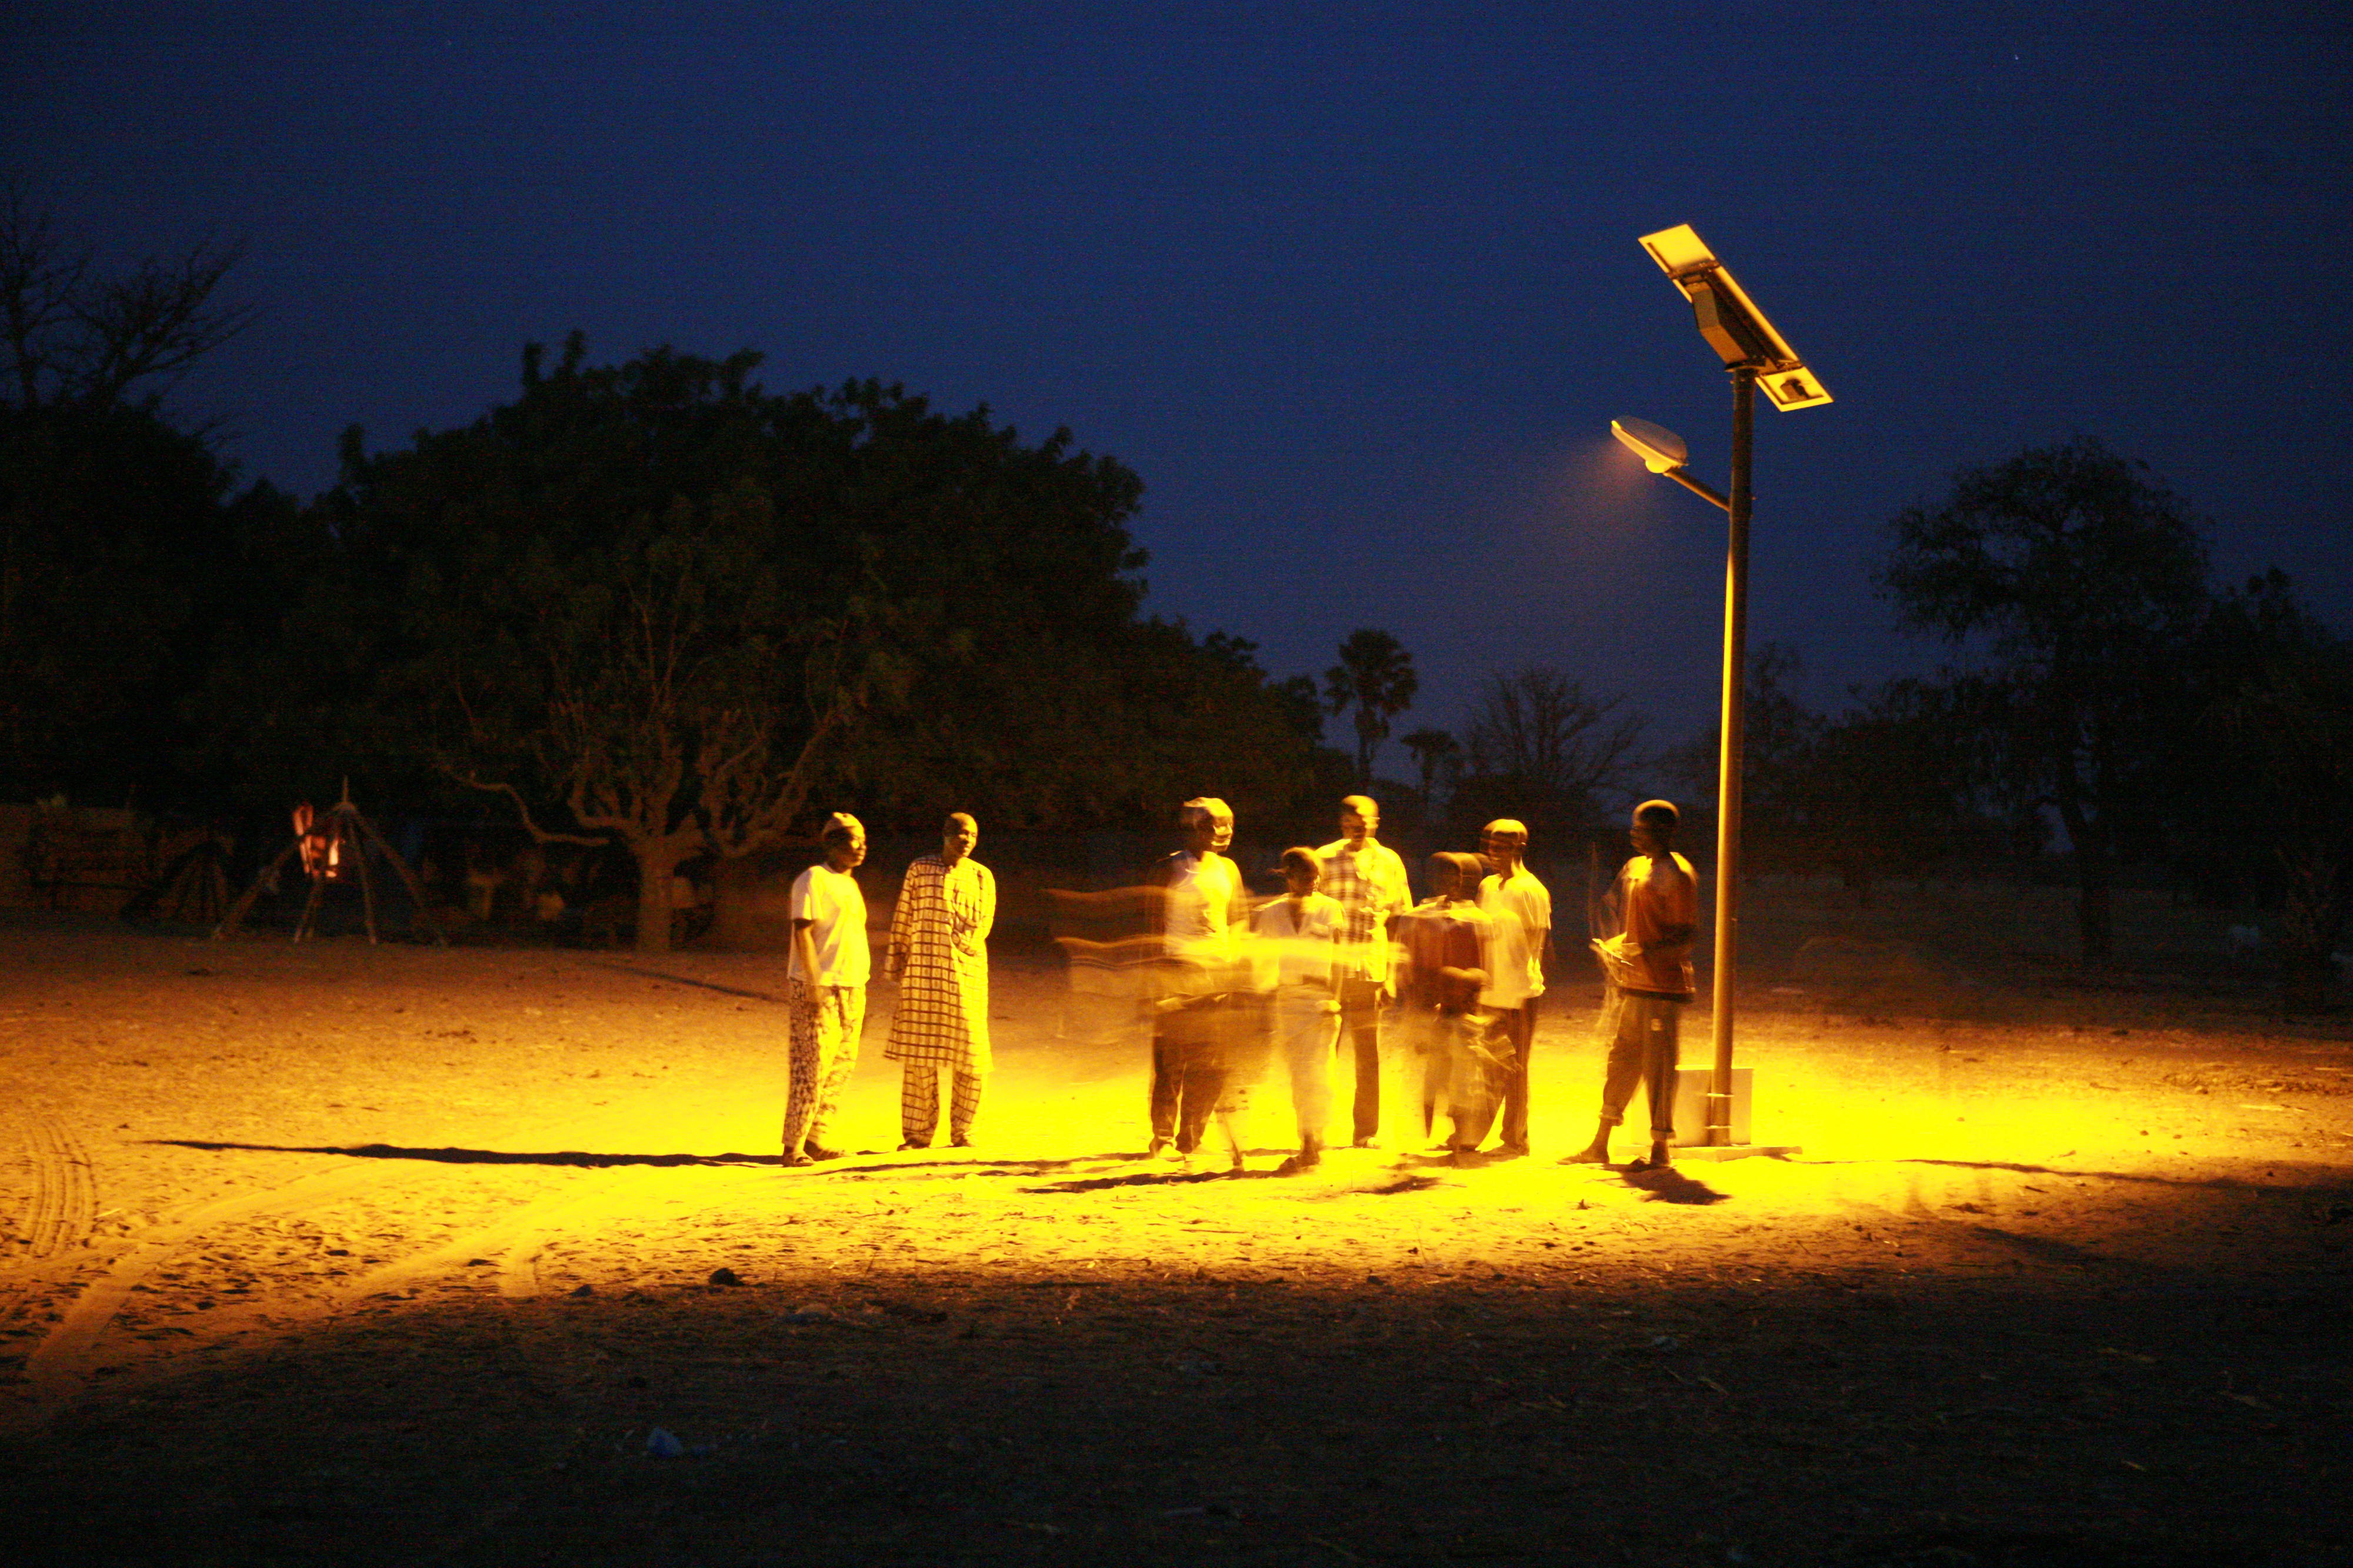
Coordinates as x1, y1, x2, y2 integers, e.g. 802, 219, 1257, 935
10, 2, 2350, 768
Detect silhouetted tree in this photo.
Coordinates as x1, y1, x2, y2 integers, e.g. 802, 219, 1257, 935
1401, 726, 1461, 813
1457, 666, 1644, 842
2216, 641, 2353, 1011
338, 338, 1160, 950
2168, 571, 2353, 1010
0, 196, 286, 809
1878, 439, 2211, 960
1, 184, 251, 413
1324, 628, 1417, 783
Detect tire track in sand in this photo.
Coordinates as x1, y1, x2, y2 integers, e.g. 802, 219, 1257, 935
0, 1114, 99, 1335
22, 1115, 98, 1260
11, 1079, 778, 1416
15, 1157, 445, 1412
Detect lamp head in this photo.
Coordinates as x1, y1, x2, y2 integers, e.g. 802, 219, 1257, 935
1611, 417, 1689, 474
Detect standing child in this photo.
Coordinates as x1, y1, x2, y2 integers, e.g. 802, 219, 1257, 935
1398, 851, 1496, 1167
1251, 847, 1343, 1175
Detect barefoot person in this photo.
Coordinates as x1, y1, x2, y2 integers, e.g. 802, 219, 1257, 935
1317, 795, 1412, 1147
1566, 800, 1698, 1172
1251, 846, 1343, 1175
1477, 819, 1552, 1157
784, 813, 871, 1167
882, 812, 996, 1151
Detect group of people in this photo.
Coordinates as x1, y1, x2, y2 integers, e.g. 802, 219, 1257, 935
776, 792, 1702, 1176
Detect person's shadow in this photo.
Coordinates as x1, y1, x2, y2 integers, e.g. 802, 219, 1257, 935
1623, 1164, 1729, 1205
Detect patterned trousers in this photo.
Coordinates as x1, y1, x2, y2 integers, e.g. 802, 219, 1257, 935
899, 1060, 984, 1146
784, 979, 865, 1156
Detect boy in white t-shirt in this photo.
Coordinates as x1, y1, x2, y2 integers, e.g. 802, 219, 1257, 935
1252, 846, 1343, 1175
1476, 819, 1552, 1156
784, 813, 869, 1166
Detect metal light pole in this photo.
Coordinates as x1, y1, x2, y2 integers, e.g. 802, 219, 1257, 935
1708, 363, 1755, 1145
1612, 224, 1829, 1152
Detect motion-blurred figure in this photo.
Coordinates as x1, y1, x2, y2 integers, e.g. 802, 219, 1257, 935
784, 813, 869, 1167
1149, 797, 1251, 1166
1477, 819, 1553, 1156
1251, 846, 1342, 1174
884, 812, 996, 1151
1317, 795, 1412, 1147
1399, 851, 1496, 1166
1567, 800, 1698, 1172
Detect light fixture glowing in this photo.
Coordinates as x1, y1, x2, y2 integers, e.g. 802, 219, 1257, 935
1609, 416, 1689, 473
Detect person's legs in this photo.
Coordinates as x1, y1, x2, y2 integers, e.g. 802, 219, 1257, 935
1498, 998, 1537, 1152
782, 978, 822, 1161
899, 1060, 940, 1148
1339, 977, 1384, 1145
1175, 997, 1234, 1155
948, 1062, 984, 1145
1149, 1017, 1184, 1150
804, 985, 864, 1155
1639, 999, 1682, 1161
1283, 995, 1337, 1152
1564, 990, 1642, 1163
1420, 1024, 1447, 1145
1449, 1011, 1509, 1154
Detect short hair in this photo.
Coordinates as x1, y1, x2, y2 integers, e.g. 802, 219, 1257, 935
1179, 796, 1232, 828
1633, 799, 1679, 833
1481, 818, 1528, 842
1281, 846, 1323, 879
1339, 794, 1378, 819
944, 811, 976, 832
821, 811, 864, 845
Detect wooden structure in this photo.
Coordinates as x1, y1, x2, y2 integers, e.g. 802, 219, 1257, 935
215, 785, 445, 945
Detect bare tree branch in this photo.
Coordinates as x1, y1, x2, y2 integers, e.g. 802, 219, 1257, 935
0, 183, 251, 411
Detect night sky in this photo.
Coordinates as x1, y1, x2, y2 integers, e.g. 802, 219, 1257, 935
11, 2, 2350, 764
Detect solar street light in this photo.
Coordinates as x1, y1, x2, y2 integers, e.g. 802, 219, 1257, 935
1617, 225, 1830, 1153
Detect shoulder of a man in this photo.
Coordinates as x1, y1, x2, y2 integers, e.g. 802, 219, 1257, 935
1314, 838, 1348, 859
1518, 869, 1552, 917
794, 864, 841, 916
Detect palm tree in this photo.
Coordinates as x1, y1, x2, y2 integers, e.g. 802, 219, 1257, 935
1401, 727, 1461, 812
1324, 629, 1418, 784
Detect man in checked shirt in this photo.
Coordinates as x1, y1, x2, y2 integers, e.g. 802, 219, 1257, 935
1315, 795, 1414, 1147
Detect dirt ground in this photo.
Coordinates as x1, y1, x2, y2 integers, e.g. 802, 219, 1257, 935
1, 903, 2348, 1568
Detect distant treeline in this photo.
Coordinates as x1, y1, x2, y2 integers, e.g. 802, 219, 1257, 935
3, 201, 2347, 1001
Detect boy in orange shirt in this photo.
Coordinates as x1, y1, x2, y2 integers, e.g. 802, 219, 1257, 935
1566, 800, 1698, 1172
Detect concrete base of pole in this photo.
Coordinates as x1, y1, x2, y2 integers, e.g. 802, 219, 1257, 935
1667, 1143, 1803, 1163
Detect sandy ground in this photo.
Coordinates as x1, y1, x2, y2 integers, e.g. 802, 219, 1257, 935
1, 913, 2348, 1567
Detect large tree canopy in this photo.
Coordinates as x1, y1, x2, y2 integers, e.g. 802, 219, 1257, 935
326, 337, 1322, 948
1878, 438, 2212, 960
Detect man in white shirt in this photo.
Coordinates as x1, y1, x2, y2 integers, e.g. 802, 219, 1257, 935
1316, 795, 1412, 1147
1476, 818, 1553, 1157
1149, 796, 1248, 1162
784, 813, 869, 1167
